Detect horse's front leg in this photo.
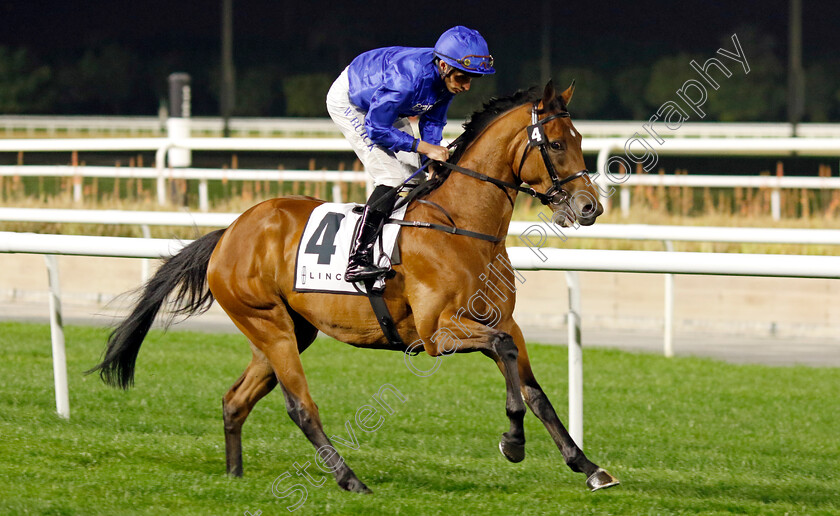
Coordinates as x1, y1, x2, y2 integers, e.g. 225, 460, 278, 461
510, 324, 619, 491
416, 316, 527, 463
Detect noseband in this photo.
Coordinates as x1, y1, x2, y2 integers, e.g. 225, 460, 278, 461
517, 102, 589, 206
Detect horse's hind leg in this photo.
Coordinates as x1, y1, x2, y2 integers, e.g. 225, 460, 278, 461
223, 347, 277, 477
222, 307, 319, 477
220, 302, 370, 493
270, 352, 371, 494
480, 332, 528, 463
510, 323, 619, 491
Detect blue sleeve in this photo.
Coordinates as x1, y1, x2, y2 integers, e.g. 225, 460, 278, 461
419, 97, 453, 146
364, 80, 416, 153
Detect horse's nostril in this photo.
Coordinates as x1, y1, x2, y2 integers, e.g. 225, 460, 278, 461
581, 203, 596, 216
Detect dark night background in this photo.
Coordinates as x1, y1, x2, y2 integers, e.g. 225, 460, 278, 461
1, 0, 839, 120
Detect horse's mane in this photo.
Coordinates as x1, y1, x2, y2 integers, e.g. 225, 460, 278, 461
449, 85, 566, 164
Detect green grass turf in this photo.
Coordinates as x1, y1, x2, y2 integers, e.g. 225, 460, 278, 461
0, 322, 838, 515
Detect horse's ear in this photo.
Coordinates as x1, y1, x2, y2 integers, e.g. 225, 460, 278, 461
542, 80, 556, 107
560, 80, 576, 106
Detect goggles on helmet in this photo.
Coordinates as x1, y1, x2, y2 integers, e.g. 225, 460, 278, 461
436, 52, 494, 73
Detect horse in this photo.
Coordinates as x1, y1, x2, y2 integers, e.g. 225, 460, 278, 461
89, 80, 618, 493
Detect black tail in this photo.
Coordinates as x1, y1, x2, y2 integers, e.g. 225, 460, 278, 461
87, 229, 225, 389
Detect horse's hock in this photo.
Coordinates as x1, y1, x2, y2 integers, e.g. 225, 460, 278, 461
2, 254, 839, 340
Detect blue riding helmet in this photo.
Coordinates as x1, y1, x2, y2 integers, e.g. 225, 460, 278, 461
434, 26, 495, 75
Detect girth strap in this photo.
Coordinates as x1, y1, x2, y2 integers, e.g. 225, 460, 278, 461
363, 278, 420, 355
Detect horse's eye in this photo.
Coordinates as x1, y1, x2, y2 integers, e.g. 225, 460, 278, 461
550, 141, 565, 151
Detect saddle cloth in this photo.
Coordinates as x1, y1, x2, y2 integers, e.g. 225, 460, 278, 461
294, 202, 406, 295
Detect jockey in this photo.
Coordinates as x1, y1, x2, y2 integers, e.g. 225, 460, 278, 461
326, 25, 495, 283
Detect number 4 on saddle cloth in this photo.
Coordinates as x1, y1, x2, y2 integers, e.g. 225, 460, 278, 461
294, 202, 407, 295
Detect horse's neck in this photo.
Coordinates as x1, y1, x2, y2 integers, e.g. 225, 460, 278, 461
426, 108, 528, 238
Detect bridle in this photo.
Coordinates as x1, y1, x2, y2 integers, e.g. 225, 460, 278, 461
516, 101, 589, 206
391, 99, 594, 239
429, 101, 590, 208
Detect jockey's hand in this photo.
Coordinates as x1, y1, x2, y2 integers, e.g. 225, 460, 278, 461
417, 140, 450, 162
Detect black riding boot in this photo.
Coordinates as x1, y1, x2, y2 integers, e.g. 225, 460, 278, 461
345, 185, 398, 282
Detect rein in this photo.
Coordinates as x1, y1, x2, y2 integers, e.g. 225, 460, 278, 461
432, 101, 591, 210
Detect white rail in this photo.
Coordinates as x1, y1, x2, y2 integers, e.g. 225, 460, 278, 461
590, 138, 840, 219
0, 164, 367, 209
3, 231, 840, 447
5, 208, 840, 245
0, 116, 342, 137
8, 221, 811, 276
5, 164, 837, 189
597, 137, 840, 156
5, 115, 840, 139
6, 207, 840, 357
5, 207, 840, 358
0, 208, 237, 227
593, 137, 840, 207
507, 221, 840, 245
614, 174, 840, 189
4, 136, 840, 216
0, 135, 608, 152
0, 138, 167, 152
506, 247, 840, 278
0, 232, 184, 257
612, 173, 840, 220
3, 161, 839, 216
4, 136, 840, 156
0, 165, 367, 182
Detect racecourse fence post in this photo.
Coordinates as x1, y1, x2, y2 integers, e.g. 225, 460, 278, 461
565, 270, 584, 449
166, 73, 192, 206
663, 240, 675, 357
198, 179, 209, 212
44, 255, 70, 420
620, 185, 630, 218
71, 151, 82, 204
140, 224, 152, 283
772, 162, 784, 220
595, 145, 612, 214
155, 145, 171, 206
771, 188, 781, 221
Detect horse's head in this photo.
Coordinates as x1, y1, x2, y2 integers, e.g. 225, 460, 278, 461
518, 80, 603, 226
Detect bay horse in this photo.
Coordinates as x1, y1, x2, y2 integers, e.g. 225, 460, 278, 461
90, 80, 619, 493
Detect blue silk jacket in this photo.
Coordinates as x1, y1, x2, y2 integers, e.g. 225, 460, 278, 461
346, 46, 453, 153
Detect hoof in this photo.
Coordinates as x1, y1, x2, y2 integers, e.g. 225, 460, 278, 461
498, 439, 525, 463
586, 468, 620, 491
340, 476, 372, 494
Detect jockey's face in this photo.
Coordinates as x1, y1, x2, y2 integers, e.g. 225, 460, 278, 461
439, 61, 478, 95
